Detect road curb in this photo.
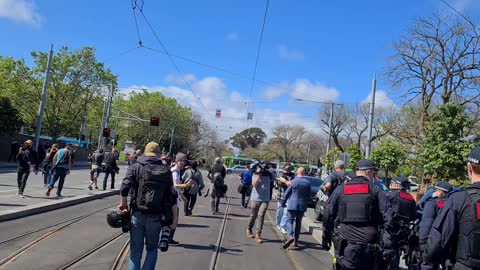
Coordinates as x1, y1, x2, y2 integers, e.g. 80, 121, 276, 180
0, 190, 119, 222
301, 211, 335, 257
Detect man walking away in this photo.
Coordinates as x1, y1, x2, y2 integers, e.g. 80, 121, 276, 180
46, 144, 73, 197
89, 149, 105, 190
323, 160, 346, 196
246, 161, 274, 244
208, 157, 226, 214
118, 142, 178, 270
42, 144, 58, 187
240, 167, 252, 208
8, 140, 20, 162
283, 167, 311, 249
103, 149, 119, 190
16, 140, 39, 198
182, 161, 204, 216
276, 162, 295, 234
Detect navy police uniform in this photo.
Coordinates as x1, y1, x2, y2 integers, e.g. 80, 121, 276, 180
426, 147, 480, 270
323, 160, 385, 270
382, 177, 417, 270
419, 181, 453, 270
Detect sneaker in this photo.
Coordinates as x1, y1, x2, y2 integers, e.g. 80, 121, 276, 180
46, 188, 51, 197
281, 228, 287, 234
246, 228, 254, 239
168, 239, 179, 245
88, 186, 93, 190
292, 242, 299, 248
95, 186, 98, 190
158, 240, 169, 252
56, 194, 63, 198
20, 194, 25, 198
255, 234, 263, 244
283, 237, 294, 249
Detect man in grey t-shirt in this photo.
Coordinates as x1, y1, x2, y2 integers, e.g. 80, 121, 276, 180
246, 164, 273, 244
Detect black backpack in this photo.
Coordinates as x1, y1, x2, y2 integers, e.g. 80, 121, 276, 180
136, 163, 173, 214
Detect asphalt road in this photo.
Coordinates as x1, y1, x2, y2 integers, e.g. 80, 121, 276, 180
0, 171, 333, 270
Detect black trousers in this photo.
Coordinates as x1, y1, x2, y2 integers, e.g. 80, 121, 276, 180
17, 167, 30, 194
103, 167, 116, 190
184, 192, 197, 214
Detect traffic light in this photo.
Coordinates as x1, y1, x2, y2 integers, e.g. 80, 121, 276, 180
103, 128, 111, 137
150, 117, 159, 126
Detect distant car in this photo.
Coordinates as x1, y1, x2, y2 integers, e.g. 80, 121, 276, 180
226, 165, 247, 175
303, 176, 323, 207
314, 180, 388, 221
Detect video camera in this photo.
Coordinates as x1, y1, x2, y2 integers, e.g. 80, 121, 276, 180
250, 160, 268, 172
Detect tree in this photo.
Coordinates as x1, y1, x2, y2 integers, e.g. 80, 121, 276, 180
323, 147, 342, 171
346, 144, 363, 171
370, 139, 406, 178
320, 104, 348, 152
230, 127, 266, 152
0, 97, 23, 135
419, 102, 474, 184
0, 46, 117, 141
268, 125, 306, 161
386, 14, 480, 137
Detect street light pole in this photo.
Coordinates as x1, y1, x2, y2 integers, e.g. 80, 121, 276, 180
34, 44, 53, 151
326, 102, 334, 155
365, 74, 377, 159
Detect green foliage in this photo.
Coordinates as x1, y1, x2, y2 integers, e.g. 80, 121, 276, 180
230, 127, 267, 151
114, 90, 193, 153
0, 97, 23, 135
242, 146, 276, 161
370, 139, 406, 177
346, 144, 363, 170
323, 148, 342, 171
419, 103, 474, 184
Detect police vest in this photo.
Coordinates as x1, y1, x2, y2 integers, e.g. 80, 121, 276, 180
456, 188, 480, 268
338, 180, 379, 224
390, 190, 416, 221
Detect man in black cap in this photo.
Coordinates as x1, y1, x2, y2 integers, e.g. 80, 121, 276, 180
382, 176, 417, 270
322, 159, 385, 270
419, 181, 453, 270
426, 146, 480, 270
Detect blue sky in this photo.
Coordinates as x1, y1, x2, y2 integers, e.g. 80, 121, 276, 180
1, 0, 480, 139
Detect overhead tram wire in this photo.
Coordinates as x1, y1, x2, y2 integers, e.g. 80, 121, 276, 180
130, 0, 144, 46
136, 8, 209, 113
102, 46, 141, 63
440, 0, 479, 34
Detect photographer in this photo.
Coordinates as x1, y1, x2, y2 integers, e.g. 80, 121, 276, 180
16, 140, 39, 198
118, 142, 178, 270
246, 161, 274, 244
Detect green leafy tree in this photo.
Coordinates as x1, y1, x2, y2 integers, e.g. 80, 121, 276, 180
230, 127, 267, 152
419, 103, 474, 184
0, 97, 23, 135
323, 148, 342, 171
346, 144, 363, 171
370, 139, 406, 178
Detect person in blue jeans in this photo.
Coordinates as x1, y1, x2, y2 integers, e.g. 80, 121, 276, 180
46, 144, 72, 197
275, 163, 295, 233
118, 142, 178, 270
282, 167, 311, 249
240, 168, 252, 208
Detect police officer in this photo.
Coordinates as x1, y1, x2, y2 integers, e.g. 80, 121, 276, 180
426, 146, 480, 270
382, 177, 417, 270
419, 181, 453, 270
323, 159, 385, 270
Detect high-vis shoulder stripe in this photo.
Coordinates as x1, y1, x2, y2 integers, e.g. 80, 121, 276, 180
400, 192, 415, 201
437, 200, 445, 209
477, 203, 480, 220
344, 184, 368, 194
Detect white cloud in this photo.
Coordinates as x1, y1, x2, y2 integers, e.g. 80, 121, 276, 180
126, 76, 325, 140
278, 45, 304, 61
291, 79, 339, 102
226, 32, 239, 41
451, 0, 478, 11
165, 73, 197, 84
362, 90, 396, 109
263, 82, 289, 100
0, 0, 42, 26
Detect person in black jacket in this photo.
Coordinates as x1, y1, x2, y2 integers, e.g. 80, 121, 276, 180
16, 140, 39, 198
207, 157, 226, 214
103, 149, 119, 190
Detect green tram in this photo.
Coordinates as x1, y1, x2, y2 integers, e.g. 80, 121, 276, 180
221, 156, 254, 168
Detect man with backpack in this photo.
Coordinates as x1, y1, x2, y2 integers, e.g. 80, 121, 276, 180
170, 152, 192, 244
88, 149, 105, 190
182, 160, 204, 216
46, 144, 73, 197
322, 160, 346, 196
118, 142, 179, 270
103, 149, 119, 190
208, 157, 227, 214
16, 140, 39, 198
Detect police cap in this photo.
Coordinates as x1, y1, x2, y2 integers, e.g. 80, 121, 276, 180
468, 146, 480, 165
435, 181, 453, 193
356, 159, 378, 171
391, 176, 410, 187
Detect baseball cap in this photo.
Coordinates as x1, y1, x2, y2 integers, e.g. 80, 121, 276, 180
356, 159, 378, 171
468, 146, 480, 165
435, 181, 453, 193
144, 142, 160, 157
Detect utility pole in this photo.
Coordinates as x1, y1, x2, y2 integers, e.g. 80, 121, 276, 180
307, 140, 311, 165
365, 74, 377, 159
169, 127, 175, 157
326, 102, 334, 155
34, 44, 53, 152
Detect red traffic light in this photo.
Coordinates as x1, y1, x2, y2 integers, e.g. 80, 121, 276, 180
150, 117, 160, 126
103, 128, 111, 137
